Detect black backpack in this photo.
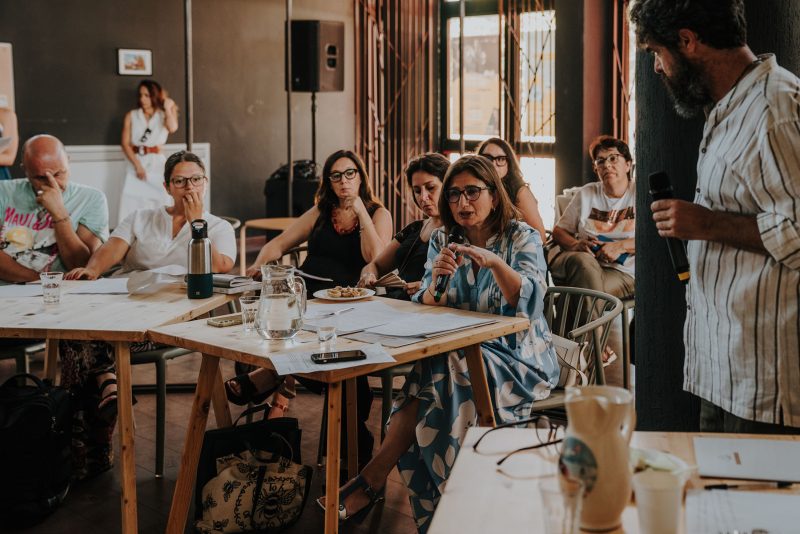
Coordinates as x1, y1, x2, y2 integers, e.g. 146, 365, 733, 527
0, 373, 72, 525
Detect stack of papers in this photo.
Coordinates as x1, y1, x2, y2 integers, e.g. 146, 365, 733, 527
0, 284, 43, 297
366, 312, 498, 337
67, 278, 129, 294
211, 274, 255, 288
304, 300, 397, 334
693, 437, 800, 481
686, 490, 800, 533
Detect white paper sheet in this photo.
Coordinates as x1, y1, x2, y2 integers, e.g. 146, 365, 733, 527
65, 278, 130, 295
686, 489, 800, 533
268, 342, 394, 375
304, 300, 398, 335
693, 437, 800, 482
0, 284, 43, 297
366, 312, 497, 337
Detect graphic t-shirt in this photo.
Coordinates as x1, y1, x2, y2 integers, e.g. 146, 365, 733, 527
555, 180, 635, 277
0, 179, 109, 273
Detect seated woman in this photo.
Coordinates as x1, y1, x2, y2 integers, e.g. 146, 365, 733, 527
358, 152, 449, 299
550, 135, 635, 363
238, 150, 392, 465
62, 150, 235, 480
321, 154, 559, 530
477, 137, 547, 242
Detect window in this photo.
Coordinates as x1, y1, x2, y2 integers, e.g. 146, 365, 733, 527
442, 1, 558, 228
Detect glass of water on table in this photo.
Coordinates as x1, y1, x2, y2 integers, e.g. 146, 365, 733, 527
317, 313, 339, 350
40, 271, 64, 304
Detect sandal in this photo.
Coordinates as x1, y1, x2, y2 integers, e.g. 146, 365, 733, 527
96, 378, 137, 425
316, 474, 384, 524
224, 372, 277, 406
602, 348, 618, 368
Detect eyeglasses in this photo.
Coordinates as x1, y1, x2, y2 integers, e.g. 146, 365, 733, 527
445, 185, 493, 204
139, 127, 152, 144
482, 154, 508, 167
593, 153, 624, 168
329, 168, 359, 182
473, 415, 564, 471
170, 174, 207, 188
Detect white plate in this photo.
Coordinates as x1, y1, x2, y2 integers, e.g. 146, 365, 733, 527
630, 447, 694, 485
313, 288, 375, 301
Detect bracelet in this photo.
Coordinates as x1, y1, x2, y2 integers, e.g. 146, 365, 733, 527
52, 215, 71, 225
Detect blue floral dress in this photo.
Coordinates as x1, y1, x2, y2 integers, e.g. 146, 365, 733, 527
395, 220, 559, 532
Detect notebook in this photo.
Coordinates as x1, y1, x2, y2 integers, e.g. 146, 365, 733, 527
693, 437, 800, 482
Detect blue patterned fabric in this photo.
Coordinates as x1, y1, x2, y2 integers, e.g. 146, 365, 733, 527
396, 220, 558, 532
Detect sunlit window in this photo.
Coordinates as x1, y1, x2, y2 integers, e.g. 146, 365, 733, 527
519, 11, 556, 143
447, 16, 502, 141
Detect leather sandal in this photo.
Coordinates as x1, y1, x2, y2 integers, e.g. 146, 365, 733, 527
224, 372, 275, 406
96, 378, 137, 425
317, 474, 385, 524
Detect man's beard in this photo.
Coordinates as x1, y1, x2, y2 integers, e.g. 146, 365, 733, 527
660, 52, 713, 118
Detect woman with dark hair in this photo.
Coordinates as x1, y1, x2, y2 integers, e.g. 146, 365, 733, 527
358, 152, 449, 299
550, 135, 635, 364
477, 137, 547, 241
237, 150, 392, 465
61, 150, 235, 480
119, 79, 179, 222
320, 154, 558, 530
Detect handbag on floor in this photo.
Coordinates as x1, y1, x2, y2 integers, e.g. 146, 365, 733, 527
194, 404, 312, 533
0, 373, 72, 525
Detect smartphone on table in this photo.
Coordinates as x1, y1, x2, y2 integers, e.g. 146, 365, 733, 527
310, 349, 367, 364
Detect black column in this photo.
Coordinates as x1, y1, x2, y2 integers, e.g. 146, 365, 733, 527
634, 0, 800, 430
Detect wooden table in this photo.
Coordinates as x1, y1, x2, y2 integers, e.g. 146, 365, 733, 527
429, 428, 800, 533
238, 217, 298, 274
148, 296, 530, 534
0, 282, 233, 534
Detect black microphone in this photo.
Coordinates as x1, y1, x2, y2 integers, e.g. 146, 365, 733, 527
648, 171, 691, 284
434, 225, 467, 301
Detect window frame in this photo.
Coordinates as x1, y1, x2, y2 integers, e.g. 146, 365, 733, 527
439, 0, 556, 158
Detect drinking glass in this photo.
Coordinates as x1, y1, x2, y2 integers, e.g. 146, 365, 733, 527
539, 477, 584, 534
632, 470, 682, 534
40, 271, 64, 304
317, 314, 339, 351
239, 296, 259, 334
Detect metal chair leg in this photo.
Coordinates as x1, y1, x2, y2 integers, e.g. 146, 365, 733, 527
621, 304, 631, 390
155, 358, 166, 477
14, 354, 26, 374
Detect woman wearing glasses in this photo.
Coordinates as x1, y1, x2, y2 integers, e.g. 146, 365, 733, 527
118, 79, 179, 222
477, 137, 547, 242
358, 152, 449, 300
60, 151, 235, 480
239, 150, 391, 463
550, 135, 635, 364
322, 154, 558, 529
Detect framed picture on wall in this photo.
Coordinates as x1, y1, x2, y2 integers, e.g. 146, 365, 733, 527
117, 48, 152, 76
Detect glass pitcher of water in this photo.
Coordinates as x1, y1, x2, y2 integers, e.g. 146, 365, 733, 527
256, 265, 306, 339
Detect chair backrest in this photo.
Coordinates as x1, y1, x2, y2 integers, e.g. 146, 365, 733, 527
543, 286, 622, 386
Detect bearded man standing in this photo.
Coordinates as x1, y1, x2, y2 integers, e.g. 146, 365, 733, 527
630, 0, 800, 433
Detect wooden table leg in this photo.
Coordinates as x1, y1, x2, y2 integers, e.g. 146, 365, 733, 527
464, 343, 496, 428
211, 364, 233, 427
166, 354, 221, 534
44, 338, 58, 382
324, 381, 343, 534
114, 341, 138, 534
345, 378, 359, 480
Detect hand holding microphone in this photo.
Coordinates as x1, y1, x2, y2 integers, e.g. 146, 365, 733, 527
649, 171, 691, 284
432, 225, 466, 301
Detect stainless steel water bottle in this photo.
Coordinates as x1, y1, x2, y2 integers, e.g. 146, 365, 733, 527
187, 219, 213, 299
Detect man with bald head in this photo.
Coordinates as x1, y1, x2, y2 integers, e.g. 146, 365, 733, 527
0, 134, 108, 282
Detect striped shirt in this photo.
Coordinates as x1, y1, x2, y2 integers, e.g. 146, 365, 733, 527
684, 54, 800, 427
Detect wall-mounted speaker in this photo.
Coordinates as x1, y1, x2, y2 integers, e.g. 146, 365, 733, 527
288, 20, 344, 93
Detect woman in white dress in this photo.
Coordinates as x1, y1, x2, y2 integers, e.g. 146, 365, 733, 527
119, 80, 179, 221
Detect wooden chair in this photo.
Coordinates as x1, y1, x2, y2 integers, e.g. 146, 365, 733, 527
532, 286, 622, 415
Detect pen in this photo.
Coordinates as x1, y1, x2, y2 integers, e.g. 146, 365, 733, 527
704, 481, 793, 490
